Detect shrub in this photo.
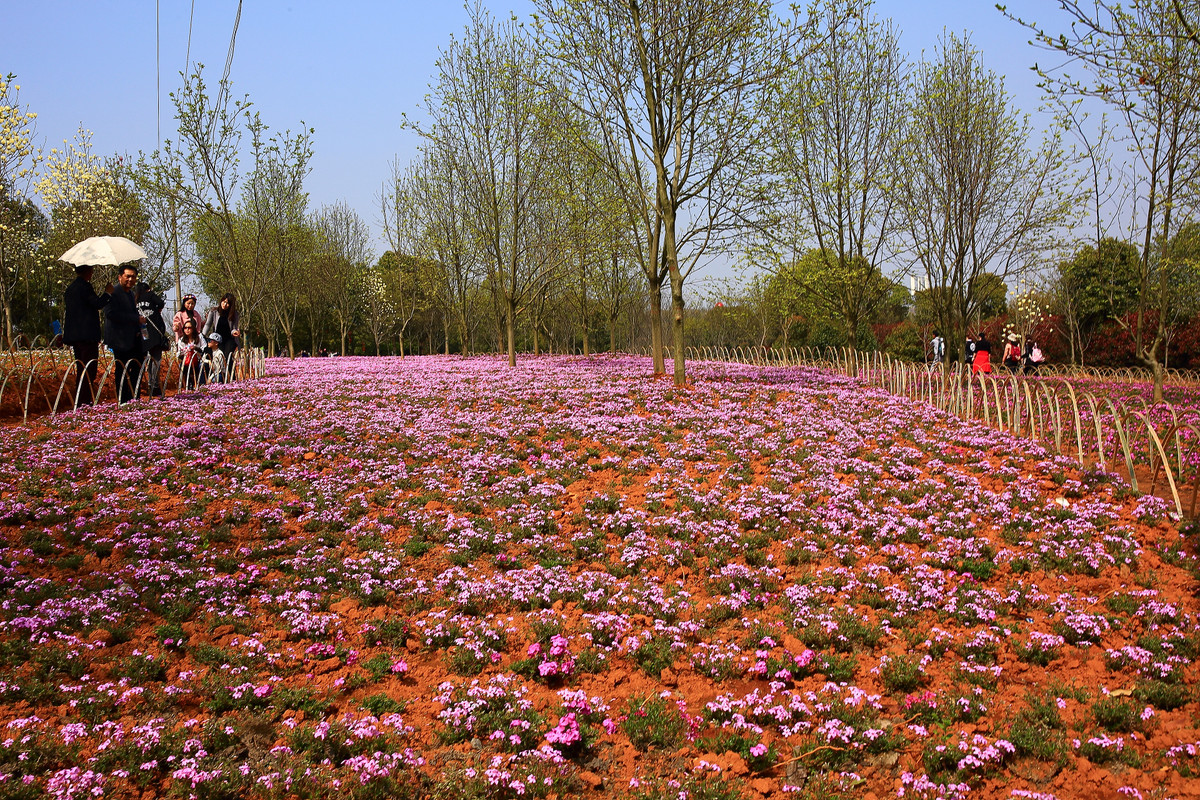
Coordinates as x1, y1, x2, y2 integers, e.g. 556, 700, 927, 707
622, 694, 691, 751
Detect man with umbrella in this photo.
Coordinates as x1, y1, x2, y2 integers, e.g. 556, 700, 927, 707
60, 236, 147, 406
62, 264, 113, 407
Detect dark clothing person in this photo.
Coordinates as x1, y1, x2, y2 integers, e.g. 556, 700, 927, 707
105, 279, 143, 404
203, 304, 240, 381
62, 271, 111, 407
137, 284, 167, 397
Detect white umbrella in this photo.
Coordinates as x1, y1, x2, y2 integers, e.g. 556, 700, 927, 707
59, 236, 146, 266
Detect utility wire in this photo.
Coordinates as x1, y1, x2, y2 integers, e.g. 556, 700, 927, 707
185, 0, 196, 75
156, 0, 160, 143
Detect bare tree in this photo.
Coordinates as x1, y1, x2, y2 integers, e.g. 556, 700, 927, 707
249, 126, 314, 357
894, 33, 1076, 355
413, 3, 570, 366
381, 158, 453, 357
311, 202, 371, 355
749, 0, 906, 344
383, 148, 480, 355
531, 0, 809, 384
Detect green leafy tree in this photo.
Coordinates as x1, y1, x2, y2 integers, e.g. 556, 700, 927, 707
1054, 238, 1141, 363
776, 248, 896, 347
1003, 0, 1200, 399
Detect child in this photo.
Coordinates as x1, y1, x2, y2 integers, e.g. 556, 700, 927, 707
201, 333, 227, 385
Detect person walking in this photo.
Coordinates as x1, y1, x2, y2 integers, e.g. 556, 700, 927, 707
104, 265, 144, 405
202, 293, 240, 381
62, 265, 113, 407
929, 330, 945, 371
1002, 333, 1022, 373
972, 331, 993, 375
137, 282, 167, 397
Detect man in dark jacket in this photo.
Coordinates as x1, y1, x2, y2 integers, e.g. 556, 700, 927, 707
104, 264, 144, 404
136, 282, 167, 397
62, 265, 112, 407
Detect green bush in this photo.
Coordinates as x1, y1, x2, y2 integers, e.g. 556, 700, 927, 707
884, 322, 925, 362
808, 320, 847, 351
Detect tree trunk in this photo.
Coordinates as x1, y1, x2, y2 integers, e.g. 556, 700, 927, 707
506, 298, 517, 367
648, 279, 665, 374
665, 216, 686, 385
2, 301, 13, 350
670, 270, 686, 386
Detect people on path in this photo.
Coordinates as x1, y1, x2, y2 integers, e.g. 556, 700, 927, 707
1024, 340, 1045, 374
172, 294, 204, 340
1002, 333, 1022, 373
965, 334, 977, 365
971, 331, 993, 375
203, 293, 240, 382
929, 330, 945, 370
104, 265, 144, 405
137, 282, 167, 397
177, 319, 204, 390
62, 264, 113, 407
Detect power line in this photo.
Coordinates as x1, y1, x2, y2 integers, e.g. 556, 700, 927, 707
185, 0, 196, 76
209, 0, 242, 139
221, 0, 243, 90
156, 0, 160, 143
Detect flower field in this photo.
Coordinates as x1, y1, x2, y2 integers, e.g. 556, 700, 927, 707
2, 355, 1200, 800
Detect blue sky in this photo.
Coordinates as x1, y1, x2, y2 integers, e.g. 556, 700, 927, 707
8, 0, 1052, 261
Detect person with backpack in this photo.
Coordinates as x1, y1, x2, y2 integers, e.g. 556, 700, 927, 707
929, 330, 945, 372
1002, 333, 1022, 373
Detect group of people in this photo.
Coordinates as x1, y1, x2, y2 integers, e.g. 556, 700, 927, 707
61, 262, 241, 406
928, 330, 1046, 375
172, 292, 241, 390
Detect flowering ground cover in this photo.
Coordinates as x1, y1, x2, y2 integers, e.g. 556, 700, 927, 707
1022, 375, 1200, 487
2, 354, 1200, 799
